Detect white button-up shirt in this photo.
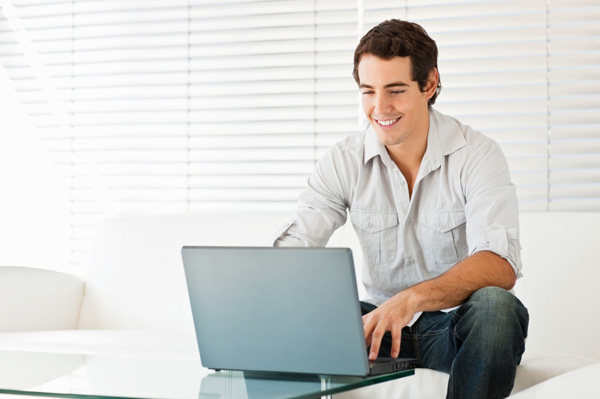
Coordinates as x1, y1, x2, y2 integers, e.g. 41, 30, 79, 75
274, 108, 522, 308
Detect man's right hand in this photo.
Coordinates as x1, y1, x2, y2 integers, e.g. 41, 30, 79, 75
362, 291, 416, 360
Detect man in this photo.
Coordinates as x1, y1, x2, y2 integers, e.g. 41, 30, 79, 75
274, 19, 528, 399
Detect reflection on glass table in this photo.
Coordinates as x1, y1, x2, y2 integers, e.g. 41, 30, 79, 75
199, 369, 414, 399
0, 349, 414, 399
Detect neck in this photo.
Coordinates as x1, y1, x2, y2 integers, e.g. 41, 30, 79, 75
386, 117, 429, 198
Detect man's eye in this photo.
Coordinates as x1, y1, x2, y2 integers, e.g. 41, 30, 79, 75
391, 90, 405, 95
361, 91, 374, 95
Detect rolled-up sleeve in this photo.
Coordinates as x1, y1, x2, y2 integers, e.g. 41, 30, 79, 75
463, 140, 522, 278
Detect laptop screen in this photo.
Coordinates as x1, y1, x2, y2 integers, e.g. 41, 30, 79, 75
181, 246, 370, 376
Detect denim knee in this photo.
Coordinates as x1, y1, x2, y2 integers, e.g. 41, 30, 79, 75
455, 287, 529, 349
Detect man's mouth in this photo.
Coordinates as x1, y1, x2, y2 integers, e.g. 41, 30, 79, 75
375, 117, 400, 127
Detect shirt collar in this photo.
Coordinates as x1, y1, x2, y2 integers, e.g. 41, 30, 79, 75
422, 108, 467, 172
364, 124, 384, 165
363, 108, 468, 168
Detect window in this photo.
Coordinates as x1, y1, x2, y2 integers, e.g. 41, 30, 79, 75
1, 0, 598, 271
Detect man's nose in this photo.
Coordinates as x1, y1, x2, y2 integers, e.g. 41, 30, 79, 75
374, 93, 391, 114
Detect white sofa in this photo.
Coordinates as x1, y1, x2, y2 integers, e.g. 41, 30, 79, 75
0, 211, 599, 398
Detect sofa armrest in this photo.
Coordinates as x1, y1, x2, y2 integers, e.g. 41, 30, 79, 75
0, 266, 84, 331
509, 362, 600, 398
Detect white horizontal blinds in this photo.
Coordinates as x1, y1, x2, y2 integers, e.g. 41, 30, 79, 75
70, 0, 189, 221
188, 0, 358, 210
313, 0, 359, 159
547, 1, 600, 211
0, 1, 72, 119
188, 0, 317, 209
0, 0, 72, 169
362, 1, 550, 211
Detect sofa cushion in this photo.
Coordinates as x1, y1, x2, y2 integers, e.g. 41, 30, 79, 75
509, 361, 600, 398
0, 266, 83, 331
78, 212, 292, 331
512, 353, 598, 394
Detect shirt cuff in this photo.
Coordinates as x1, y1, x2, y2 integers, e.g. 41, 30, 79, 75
471, 223, 522, 278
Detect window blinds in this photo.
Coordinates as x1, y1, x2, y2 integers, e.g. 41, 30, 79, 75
1, 0, 599, 270
547, 0, 600, 210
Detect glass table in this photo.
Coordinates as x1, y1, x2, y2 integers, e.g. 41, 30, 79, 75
0, 349, 414, 399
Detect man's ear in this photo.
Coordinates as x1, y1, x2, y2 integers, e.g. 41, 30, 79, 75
424, 68, 439, 100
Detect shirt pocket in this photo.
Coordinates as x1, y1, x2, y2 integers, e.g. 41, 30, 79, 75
418, 210, 467, 266
350, 209, 398, 265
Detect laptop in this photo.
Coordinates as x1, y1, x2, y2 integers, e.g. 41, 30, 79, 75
181, 246, 418, 377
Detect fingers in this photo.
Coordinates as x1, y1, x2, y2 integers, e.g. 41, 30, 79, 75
390, 327, 402, 358
363, 314, 402, 360
362, 314, 380, 360
369, 326, 383, 360
369, 326, 402, 360
362, 315, 375, 357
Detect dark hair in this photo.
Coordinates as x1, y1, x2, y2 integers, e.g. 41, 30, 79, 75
352, 19, 441, 106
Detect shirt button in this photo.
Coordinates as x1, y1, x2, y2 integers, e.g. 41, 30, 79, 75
367, 222, 374, 230
399, 181, 405, 186
491, 225, 499, 230
407, 257, 415, 264
405, 218, 411, 225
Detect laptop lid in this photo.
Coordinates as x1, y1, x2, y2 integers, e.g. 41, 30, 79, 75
181, 246, 371, 376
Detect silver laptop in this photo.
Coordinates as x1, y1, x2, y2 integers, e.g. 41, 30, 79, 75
181, 246, 417, 377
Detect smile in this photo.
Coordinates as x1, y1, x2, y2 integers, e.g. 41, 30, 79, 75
375, 117, 400, 127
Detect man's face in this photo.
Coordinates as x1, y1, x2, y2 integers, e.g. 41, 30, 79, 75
358, 54, 435, 150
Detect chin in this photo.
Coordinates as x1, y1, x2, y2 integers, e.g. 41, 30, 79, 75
373, 129, 403, 146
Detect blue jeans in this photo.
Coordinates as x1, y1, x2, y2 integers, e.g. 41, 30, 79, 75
361, 287, 529, 399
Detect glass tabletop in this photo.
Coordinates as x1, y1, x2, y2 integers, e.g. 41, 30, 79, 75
0, 349, 414, 399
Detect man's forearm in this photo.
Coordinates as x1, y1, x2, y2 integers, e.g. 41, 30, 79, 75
401, 251, 517, 314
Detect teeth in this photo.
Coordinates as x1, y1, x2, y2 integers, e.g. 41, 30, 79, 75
377, 118, 398, 126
